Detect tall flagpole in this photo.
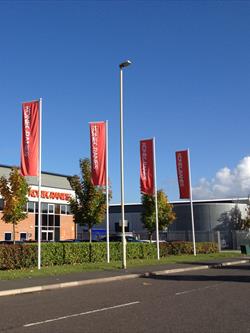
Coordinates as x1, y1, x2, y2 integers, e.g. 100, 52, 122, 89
188, 148, 196, 256
153, 137, 160, 260
106, 120, 110, 263
38, 98, 42, 269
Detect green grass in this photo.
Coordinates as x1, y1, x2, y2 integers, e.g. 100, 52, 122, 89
0, 252, 242, 281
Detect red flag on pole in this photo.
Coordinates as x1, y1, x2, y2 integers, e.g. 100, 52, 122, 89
140, 139, 155, 195
20, 101, 39, 176
175, 150, 190, 199
89, 122, 106, 186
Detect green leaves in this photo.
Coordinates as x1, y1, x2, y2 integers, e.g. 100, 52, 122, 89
0, 168, 29, 227
230, 204, 250, 231
141, 190, 176, 240
67, 158, 110, 241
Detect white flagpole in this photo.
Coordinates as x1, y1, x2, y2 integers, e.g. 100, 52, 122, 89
187, 148, 196, 256
106, 120, 110, 263
38, 98, 42, 269
153, 137, 160, 260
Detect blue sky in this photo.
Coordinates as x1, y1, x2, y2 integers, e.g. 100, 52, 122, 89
0, 1, 250, 203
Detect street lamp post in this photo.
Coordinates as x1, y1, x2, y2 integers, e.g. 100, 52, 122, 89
119, 60, 132, 269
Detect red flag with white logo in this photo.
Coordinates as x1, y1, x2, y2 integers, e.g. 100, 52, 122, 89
89, 122, 106, 186
175, 150, 190, 199
20, 101, 39, 176
140, 139, 154, 195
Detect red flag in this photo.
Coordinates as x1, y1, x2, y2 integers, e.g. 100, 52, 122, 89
89, 122, 106, 186
176, 150, 190, 199
21, 101, 39, 176
140, 139, 154, 195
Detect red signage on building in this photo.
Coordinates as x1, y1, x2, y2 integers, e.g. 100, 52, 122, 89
175, 150, 190, 199
29, 189, 72, 201
21, 101, 39, 176
140, 139, 155, 195
89, 122, 106, 186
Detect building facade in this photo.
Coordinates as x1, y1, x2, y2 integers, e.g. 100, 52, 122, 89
0, 165, 75, 242
0, 164, 248, 247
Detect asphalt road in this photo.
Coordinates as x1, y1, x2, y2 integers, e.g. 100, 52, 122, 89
0, 263, 249, 333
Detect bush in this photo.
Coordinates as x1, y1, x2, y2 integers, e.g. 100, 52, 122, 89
160, 241, 218, 256
0, 244, 37, 270
64, 243, 90, 264
0, 241, 218, 270
41, 243, 64, 266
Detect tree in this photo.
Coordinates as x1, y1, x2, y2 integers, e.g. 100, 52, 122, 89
0, 168, 29, 244
244, 204, 250, 230
68, 158, 110, 242
230, 204, 250, 231
141, 189, 176, 241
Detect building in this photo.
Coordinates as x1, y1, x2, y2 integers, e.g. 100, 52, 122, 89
0, 164, 248, 247
90, 199, 248, 248
0, 165, 75, 242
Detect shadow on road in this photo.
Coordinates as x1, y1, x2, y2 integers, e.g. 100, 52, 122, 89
142, 268, 250, 284
178, 261, 222, 266
216, 265, 250, 271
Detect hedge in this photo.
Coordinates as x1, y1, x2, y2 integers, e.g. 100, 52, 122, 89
0, 241, 218, 270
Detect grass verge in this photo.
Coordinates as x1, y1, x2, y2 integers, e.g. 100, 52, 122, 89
0, 251, 243, 281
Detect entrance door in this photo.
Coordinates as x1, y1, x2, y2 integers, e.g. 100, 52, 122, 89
42, 230, 54, 241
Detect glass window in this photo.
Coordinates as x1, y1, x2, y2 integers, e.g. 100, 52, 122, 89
48, 204, 54, 215
55, 228, 60, 242
42, 203, 48, 214
20, 232, 27, 241
55, 215, 60, 227
42, 214, 47, 226
55, 204, 60, 215
67, 205, 72, 215
60, 205, 66, 215
4, 233, 12, 241
42, 232, 47, 241
48, 231, 54, 241
48, 215, 54, 226
0, 199, 4, 211
27, 202, 35, 213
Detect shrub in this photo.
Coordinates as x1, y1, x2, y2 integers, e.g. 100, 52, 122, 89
0, 241, 218, 270
160, 241, 218, 256
64, 243, 90, 264
0, 244, 37, 270
41, 243, 64, 266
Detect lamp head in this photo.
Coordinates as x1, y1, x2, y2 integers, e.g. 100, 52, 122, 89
119, 60, 132, 69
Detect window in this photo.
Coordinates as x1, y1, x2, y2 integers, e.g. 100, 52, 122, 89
55, 204, 60, 215
60, 205, 66, 215
55, 228, 60, 241
49, 215, 54, 226
48, 204, 54, 214
27, 202, 35, 213
42, 214, 47, 226
42, 203, 48, 214
67, 205, 72, 215
20, 232, 27, 241
55, 215, 60, 227
4, 232, 12, 241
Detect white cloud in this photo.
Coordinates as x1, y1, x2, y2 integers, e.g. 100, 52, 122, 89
192, 156, 250, 199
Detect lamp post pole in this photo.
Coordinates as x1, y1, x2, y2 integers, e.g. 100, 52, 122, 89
119, 60, 132, 269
